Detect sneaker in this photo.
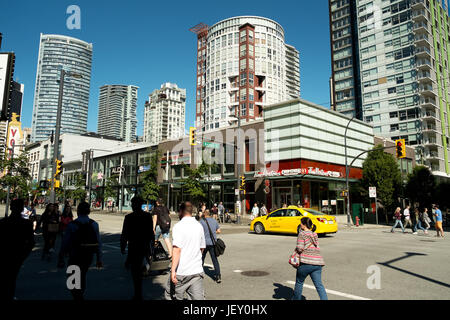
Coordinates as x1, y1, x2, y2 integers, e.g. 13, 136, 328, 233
413, 232, 418, 235
216, 275, 222, 283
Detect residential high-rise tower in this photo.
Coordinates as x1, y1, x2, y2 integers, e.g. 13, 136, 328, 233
329, 0, 450, 178
97, 85, 138, 143
31, 34, 92, 142
143, 83, 186, 144
190, 16, 301, 132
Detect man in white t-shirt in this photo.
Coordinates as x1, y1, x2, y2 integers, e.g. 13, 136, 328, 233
165, 201, 206, 300
403, 205, 413, 231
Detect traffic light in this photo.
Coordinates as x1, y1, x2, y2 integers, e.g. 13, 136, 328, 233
189, 127, 197, 146
240, 175, 246, 190
54, 179, 60, 189
395, 139, 406, 159
39, 180, 49, 189
55, 159, 63, 177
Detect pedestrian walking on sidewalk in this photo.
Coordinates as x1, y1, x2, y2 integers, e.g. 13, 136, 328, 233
433, 204, 444, 238
58, 202, 103, 300
199, 210, 222, 283
165, 201, 206, 300
421, 208, 431, 232
403, 205, 413, 232
40, 203, 61, 260
153, 198, 173, 259
260, 204, 268, 216
120, 196, 154, 300
218, 202, 225, 223
251, 203, 259, 220
0, 199, 35, 300
413, 208, 426, 234
391, 207, 405, 233
292, 217, 327, 300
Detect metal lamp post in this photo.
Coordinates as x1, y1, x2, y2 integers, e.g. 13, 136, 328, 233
49, 68, 82, 204
344, 114, 355, 226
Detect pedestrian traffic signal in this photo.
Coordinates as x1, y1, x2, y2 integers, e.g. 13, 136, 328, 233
54, 179, 60, 189
189, 127, 197, 146
55, 159, 63, 177
395, 139, 406, 159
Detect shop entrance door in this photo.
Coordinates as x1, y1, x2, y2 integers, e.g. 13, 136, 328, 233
337, 199, 345, 215
276, 187, 292, 208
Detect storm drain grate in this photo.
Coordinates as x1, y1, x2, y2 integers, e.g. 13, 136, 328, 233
240, 271, 270, 277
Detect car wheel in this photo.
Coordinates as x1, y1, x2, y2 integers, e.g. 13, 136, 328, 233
254, 222, 265, 234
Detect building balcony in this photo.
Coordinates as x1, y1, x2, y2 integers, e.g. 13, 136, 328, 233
424, 151, 442, 161
411, 0, 427, 9
417, 72, 434, 81
422, 125, 438, 133
423, 139, 439, 146
420, 97, 437, 108
412, 9, 428, 22
416, 59, 432, 70
415, 46, 432, 59
413, 22, 430, 34
419, 85, 436, 97
422, 111, 438, 120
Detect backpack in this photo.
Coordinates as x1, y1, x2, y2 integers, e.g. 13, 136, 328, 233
73, 220, 99, 257
157, 206, 171, 233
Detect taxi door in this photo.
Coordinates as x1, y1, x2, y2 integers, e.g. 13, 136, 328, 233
280, 208, 302, 233
266, 209, 286, 232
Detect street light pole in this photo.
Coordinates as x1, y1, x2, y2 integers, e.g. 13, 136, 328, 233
236, 110, 242, 225
49, 69, 65, 204
344, 114, 355, 226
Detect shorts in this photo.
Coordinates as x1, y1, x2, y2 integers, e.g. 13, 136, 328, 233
155, 225, 170, 240
436, 221, 443, 230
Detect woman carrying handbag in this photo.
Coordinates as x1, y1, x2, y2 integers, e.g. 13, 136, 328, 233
289, 217, 327, 300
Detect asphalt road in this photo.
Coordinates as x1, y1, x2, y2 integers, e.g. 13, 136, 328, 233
12, 212, 450, 300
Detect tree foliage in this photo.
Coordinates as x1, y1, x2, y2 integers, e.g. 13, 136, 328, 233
361, 145, 402, 212
0, 151, 32, 199
182, 162, 210, 206
405, 166, 435, 209
434, 182, 450, 211
141, 150, 161, 204
67, 173, 87, 201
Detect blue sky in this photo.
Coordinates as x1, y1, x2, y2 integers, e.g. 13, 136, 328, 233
0, 0, 332, 136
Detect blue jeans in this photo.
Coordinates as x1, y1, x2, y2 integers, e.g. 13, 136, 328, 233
202, 245, 221, 277
155, 225, 170, 240
414, 220, 425, 232
293, 264, 328, 300
391, 220, 405, 232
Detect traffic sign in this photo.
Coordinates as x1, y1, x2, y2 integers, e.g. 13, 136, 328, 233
203, 141, 220, 149
369, 187, 377, 198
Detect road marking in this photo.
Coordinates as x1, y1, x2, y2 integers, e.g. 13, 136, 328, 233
285, 281, 371, 300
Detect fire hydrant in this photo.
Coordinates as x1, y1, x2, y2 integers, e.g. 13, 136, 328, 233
355, 216, 360, 227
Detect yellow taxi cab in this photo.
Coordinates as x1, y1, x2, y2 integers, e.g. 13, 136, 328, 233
250, 206, 338, 236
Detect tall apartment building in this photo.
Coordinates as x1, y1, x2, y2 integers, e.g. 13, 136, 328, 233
31, 34, 93, 142
97, 85, 138, 143
143, 83, 186, 144
329, 0, 450, 178
190, 16, 301, 132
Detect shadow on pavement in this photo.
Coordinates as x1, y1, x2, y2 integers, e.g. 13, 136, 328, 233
377, 252, 450, 289
272, 283, 306, 300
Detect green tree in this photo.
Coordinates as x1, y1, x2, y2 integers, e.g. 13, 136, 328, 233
0, 151, 32, 199
141, 150, 161, 204
435, 182, 450, 211
361, 145, 402, 223
103, 175, 118, 201
182, 162, 210, 207
68, 173, 87, 202
405, 166, 435, 209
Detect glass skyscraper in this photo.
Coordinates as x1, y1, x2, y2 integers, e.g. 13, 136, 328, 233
31, 34, 93, 142
329, 0, 450, 178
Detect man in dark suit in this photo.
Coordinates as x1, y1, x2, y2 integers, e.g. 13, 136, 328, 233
120, 196, 154, 300
0, 199, 35, 300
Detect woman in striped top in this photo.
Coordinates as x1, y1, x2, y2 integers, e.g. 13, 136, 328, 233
292, 217, 328, 300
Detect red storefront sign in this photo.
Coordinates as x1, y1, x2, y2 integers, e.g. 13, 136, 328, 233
257, 159, 363, 180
